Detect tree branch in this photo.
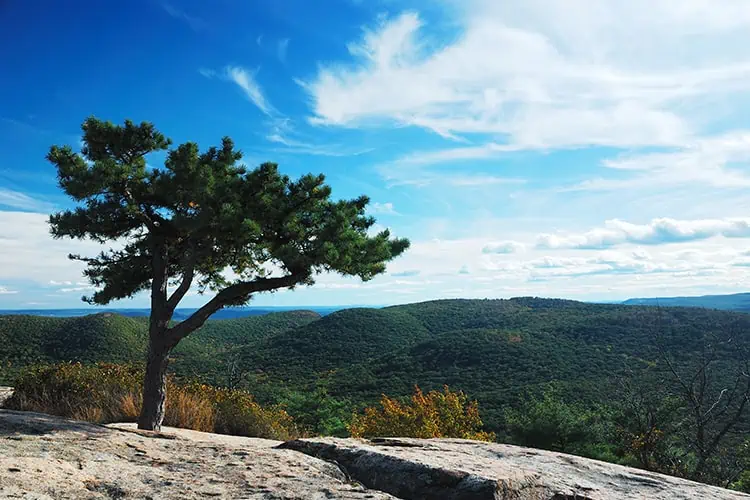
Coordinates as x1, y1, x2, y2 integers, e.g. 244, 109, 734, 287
123, 187, 159, 232
164, 272, 307, 346
704, 362, 750, 458
165, 252, 197, 315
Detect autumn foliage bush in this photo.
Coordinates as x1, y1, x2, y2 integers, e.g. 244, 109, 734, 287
349, 385, 495, 441
4, 362, 297, 440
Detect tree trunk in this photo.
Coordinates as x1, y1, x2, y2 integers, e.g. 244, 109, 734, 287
137, 340, 170, 431
140, 239, 171, 432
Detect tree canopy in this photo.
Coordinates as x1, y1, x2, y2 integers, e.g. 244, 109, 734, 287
48, 117, 409, 344
46, 116, 410, 429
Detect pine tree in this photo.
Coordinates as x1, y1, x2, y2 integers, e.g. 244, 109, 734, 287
47, 117, 409, 430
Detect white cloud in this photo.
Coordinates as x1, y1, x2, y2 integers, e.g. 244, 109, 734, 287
538, 217, 750, 249
446, 175, 525, 187
563, 131, 750, 191
0, 189, 55, 213
303, 0, 750, 157
0, 211, 115, 286
0, 287, 17, 295
49, 280, 73, 286
316, 283, 362, 290
226, 66, 275, 116
482, 241, 525, 254
393, 143, 524, 166
266, 132, 373, 157
59, 285, 96, 293
377, 160, 525, 187
352, 233, 750, 302
370, 202, 398, 215
391, 270, 420, 277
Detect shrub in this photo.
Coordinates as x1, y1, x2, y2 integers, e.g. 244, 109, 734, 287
349, 385, 495, 441
280, 387, 352, 437
5, 362, 142, 423
503, 388, 594, 453
185, 383, 298, 441
732, 469, 750, 493
4, 362, 296, 439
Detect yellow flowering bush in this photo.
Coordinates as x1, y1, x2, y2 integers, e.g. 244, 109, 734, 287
349, 385, 495, 441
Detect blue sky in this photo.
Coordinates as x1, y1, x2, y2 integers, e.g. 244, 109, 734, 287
3, 0, 750, 308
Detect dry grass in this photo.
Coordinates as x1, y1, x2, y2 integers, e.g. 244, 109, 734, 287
119, 393, 141, 421
119, 386, 215, 431
164, 388, 215, 432
4, 363, 298, 440
72, 406, 105, 423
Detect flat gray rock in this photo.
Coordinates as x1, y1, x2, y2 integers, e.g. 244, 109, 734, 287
1, 410, 747, 499
281, 437, 750, 500
0, 410, 395, 499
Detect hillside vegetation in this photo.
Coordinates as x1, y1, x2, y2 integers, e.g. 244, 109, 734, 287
3, 298, 750, 490
0, 310, 319, 384
4, 298, 749, 430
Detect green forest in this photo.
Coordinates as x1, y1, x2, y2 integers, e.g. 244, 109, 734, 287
2, 298, 750, 490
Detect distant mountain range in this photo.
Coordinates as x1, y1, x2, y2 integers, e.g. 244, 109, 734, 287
0, 306, 345, 320
622, 292, 750, 312
4, 292, 750, 318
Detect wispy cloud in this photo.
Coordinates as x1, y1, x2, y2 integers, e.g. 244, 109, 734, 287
446, 175, 526, 187
375, 144, 528, 187
316, 283, 363, 289
393, 143, 524, 166
557, 131, 750, 192
482, 241, 525, 254
370, 202, 398, 215
301, 0, 750, 170
537, 217, 750, 250
162, 3, 206, 31
266, 130, 373, 157
59, 285, 96, 293
378, 165, 525, 188
0, 189, 55, 213
1, 117, 78, 144
391, 270, 420, 277
198, 67, 216, 79
0, 286, 18, 295
217, 66, 370, 156
225, 66, 275, 116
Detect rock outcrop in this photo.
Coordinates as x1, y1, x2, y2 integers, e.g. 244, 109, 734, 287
0, 409, 394, 499
1, 409, 748, 499
282, 437, 750, 499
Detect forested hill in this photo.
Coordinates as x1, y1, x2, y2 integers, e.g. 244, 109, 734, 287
623, 292, 750, 311
237, 298, 750, 430
0, 310, 320, 383
3, 298, 750, 433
